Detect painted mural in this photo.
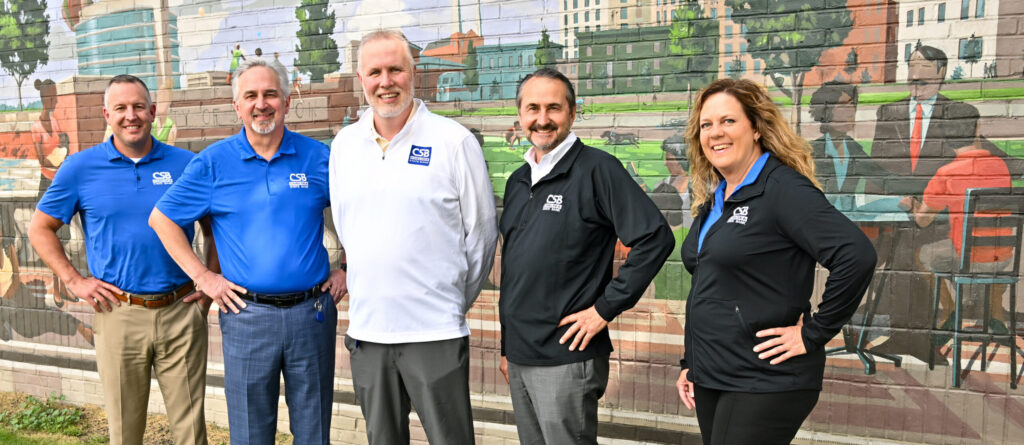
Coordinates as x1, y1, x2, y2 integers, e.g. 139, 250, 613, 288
1, 0, 1024, 442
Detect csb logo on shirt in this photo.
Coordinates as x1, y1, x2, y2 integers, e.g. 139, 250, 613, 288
289, 173, 309, 189
408, 145, 431, 166
542, 194, 563, 212
727, 206, 749, 225
152, 171, 173, 185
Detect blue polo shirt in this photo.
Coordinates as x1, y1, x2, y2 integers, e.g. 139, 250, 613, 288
155, 127, 330, 293
36, 136, 195, 293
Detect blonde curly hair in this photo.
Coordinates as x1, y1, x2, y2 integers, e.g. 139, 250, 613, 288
684, 78, 819, 214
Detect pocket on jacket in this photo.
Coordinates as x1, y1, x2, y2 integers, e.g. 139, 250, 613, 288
688, 297, 761, 379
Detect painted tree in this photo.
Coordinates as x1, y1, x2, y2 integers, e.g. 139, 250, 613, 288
463, 40, 480, 98
293, 0, 340, 83
667, 1, 718, 92
0, 0, 50, 111
960, 34, 982, 78
844, 48, 858, 77
535, 28, 558, 69
725, 0, 852, 133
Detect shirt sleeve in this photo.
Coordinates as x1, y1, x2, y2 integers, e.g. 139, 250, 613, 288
592, 157, 676, 321
36, 157, 80, 224
155, 155, 214, 226
453, 133, 498, 308
773, 175, 877, 353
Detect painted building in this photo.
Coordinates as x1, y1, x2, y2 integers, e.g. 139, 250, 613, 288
576, 25, 717, 96
897, 0, 1000, 80
477, 42, 559, 100
422, 30, 484, 65
559, 0, 648, 60
75, 0, 181, 90
805, 0, 900, 86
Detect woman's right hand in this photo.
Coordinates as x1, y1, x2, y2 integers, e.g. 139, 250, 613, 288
676, 369, 695, 410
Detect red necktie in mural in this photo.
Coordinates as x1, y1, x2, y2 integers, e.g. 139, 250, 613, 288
910, 103, 923, 171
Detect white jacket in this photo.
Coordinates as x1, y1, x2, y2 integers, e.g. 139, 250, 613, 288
329, 100, 498, 343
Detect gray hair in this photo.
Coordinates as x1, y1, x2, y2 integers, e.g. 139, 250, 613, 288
104, 74, 153, 109
231, 57, 291, 101
358, 29, 415, 73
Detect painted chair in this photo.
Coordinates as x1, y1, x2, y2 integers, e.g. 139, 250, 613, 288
928, 187, 1023, 388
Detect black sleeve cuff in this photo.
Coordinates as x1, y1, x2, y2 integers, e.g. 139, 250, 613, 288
679, 358, 688, 370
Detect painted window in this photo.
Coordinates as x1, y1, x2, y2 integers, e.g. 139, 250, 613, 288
587, 62, 592, 73
585, 11, 589, 21
587, 47, 592, 57
627, 60, 633, 71
907, 10, 913, 27
961, 0, 969, 19
607, 45, 613, 55
977, 0, 985, 18
621, 7, 628, 19
938, 3, 946, 23
574, 12, 578, 24
725, 43, 732, 54
654, 59, 660, 69
654, 41, 660, 52
596, 9, 601, 20
905, 43, 912, 62
654, 75, 661, 86
918, 7, 925, 25
626, 44, 633, 53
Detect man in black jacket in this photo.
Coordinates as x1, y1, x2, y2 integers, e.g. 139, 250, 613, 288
498, 68, 674, 444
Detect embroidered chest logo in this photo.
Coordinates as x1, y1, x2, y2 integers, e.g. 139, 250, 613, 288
408, 145, 432, 166
543, 194, 563, 212
152, 171, 173, 185
289, 173, 309, 189
727, 206, 749, 225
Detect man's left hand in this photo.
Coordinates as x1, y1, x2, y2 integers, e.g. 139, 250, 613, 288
558, 306, 609, 352
753, 314, 807, 365
321, 268, 348, 304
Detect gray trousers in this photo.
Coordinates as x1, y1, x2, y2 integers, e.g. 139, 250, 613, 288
507, 356, 610, 445
345, 335, 474, 445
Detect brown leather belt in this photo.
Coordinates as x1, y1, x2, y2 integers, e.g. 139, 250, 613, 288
115, 282, 195, 309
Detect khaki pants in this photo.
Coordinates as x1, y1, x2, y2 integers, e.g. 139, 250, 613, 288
94, 297, 208, 445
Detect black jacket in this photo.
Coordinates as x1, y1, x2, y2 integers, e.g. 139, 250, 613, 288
681, 156, 876, 392
500, 140, 674, 366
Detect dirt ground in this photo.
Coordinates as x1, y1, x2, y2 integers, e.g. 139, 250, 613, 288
0, 392, 291, 444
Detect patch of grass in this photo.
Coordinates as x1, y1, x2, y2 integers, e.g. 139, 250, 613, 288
0, 393, 83, 436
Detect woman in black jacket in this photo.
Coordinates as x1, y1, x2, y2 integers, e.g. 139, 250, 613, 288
675, 78, 876, 445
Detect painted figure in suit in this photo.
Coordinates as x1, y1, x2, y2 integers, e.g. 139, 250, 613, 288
809, 81, 883, 199
871, 45, 974, 198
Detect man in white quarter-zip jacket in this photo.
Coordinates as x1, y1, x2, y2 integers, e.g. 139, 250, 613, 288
328, 29, 498, 445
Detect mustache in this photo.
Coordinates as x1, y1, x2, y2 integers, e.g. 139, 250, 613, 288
530, 124, 557, 133
909, 79, 928, 87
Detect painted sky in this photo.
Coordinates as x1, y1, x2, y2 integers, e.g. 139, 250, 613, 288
0, 0, 556, 107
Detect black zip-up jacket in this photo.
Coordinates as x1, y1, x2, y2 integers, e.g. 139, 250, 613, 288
500, 140, 674, 366
681, 156, 876, 392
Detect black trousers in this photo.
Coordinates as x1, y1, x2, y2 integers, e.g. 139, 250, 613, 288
694, 385, 820, 445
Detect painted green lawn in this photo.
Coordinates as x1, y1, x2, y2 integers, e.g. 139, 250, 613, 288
771, 87, 1024, 107
482, 136, 670, 197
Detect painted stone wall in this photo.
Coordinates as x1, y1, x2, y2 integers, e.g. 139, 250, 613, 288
2, 0, 1024, 443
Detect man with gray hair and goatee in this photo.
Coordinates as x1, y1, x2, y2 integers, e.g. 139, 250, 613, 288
150, 57, 346, 445
330, 29, 498, 444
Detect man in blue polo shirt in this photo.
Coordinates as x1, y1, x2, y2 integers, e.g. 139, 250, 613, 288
28, 74, 211, 445
149, 58, 345, 445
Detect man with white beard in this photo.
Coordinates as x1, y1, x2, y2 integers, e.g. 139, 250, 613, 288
329, 30, 498, 444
